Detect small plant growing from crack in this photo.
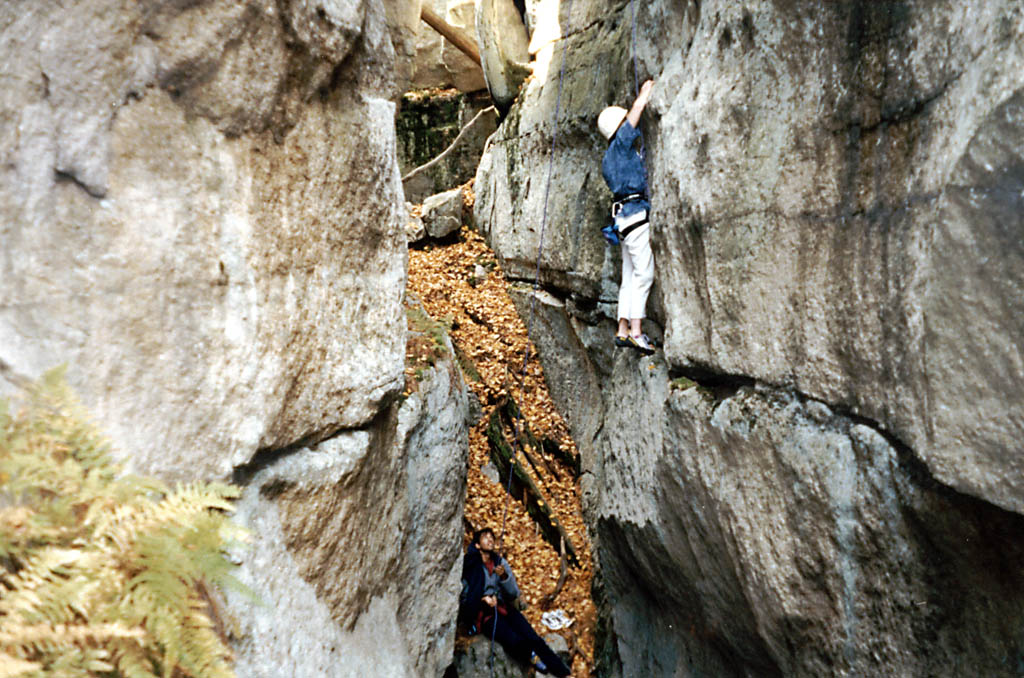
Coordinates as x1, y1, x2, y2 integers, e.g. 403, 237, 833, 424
403, 304, 453, 394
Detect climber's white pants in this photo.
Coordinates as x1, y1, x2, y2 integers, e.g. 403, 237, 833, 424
617, 213, 654, 321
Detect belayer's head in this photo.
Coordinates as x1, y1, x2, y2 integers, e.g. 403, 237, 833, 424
473, 527, 496, 552
598, 106, 628, 140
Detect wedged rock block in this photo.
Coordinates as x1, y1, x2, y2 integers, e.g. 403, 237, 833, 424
476, 0, 531, 109
412, 0, 487, 92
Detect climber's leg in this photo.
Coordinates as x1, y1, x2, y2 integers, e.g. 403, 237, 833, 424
624, 223, 653, 321
488, 613, 532, 665
617, 244, 635, 329
502, 608, 571, 677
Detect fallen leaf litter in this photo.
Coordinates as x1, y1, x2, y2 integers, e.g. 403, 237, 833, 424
406, 201, 596, 676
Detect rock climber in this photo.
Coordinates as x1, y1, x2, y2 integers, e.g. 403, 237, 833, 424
459, 527, 572, 676
599, 78, 656, 356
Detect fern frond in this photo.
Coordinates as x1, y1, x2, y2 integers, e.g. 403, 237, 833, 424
0, 622, 144, 645
0, 372, 245, 678
0, 651, 39, 678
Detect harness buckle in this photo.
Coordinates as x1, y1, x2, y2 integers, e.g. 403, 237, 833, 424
611, 193, 645, 218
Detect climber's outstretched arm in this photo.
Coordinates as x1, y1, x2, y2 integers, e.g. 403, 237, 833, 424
626, 79, 654, 128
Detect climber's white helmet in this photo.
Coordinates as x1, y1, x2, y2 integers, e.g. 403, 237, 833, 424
598, 106, 628, 140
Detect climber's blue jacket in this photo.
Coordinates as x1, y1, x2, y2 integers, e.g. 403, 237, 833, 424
459, 543, 520, 632
601, 120, 650, 220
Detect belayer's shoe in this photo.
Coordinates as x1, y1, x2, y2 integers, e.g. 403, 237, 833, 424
531, 651, 548, 673
627, 333, 655, 356
614, 334, 631, 348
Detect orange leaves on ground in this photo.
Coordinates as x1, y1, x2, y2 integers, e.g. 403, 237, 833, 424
407, 226, 596, 677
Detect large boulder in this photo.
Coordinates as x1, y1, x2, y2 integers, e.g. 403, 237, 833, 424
0, 1, 468, 676
421, 188, 466, 239
474, 1, 1024, 675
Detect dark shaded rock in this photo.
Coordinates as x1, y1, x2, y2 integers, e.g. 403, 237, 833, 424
398, 90, 497, 203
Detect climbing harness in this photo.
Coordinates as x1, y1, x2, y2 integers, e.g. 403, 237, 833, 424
616, 209, 650, 241
611, 192, 650, 240
602, 0, 648, 248
612, 192, 647, 217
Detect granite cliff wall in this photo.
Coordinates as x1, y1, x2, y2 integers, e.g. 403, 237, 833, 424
474, 1, 1024, 675
0, 1, 467, 675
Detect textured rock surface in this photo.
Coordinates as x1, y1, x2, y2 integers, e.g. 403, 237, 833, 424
476, 0, 531, 109
0, 1, 469, 677
596, 355, 1024, 677
650, 2, 1024, 515
475, 0, 1024, 675
229, 348, 468, 677
0, 0, 407, 481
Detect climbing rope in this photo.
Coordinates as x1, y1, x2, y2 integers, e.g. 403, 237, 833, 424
489, 0, 576, 674
486, 0, 644, 673
630, 0, 647, 163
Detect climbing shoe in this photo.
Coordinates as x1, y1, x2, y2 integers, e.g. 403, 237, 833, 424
614, 334, 631, 348
628, 334, 655, 356
530, 652, 548, 673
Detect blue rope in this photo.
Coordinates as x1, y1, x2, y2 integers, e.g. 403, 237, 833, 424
629, 0, 647, 164
489, 0, 576, 674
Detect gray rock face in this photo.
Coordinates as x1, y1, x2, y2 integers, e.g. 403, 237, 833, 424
650, 3, 1024, 515
229, 348, 469, 677
0, 0, 407, 481
475, 0, 531, 109
474, 1, 1024, 675
597, 356, 1024, 677
0, 1, 469, 676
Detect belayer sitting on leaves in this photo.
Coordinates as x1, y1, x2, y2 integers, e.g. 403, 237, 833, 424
599, 78, 656, 356
459, 527, 572, 676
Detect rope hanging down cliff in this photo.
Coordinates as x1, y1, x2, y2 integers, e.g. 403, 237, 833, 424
489, 0, 576, 674
489, 0, 651, 673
